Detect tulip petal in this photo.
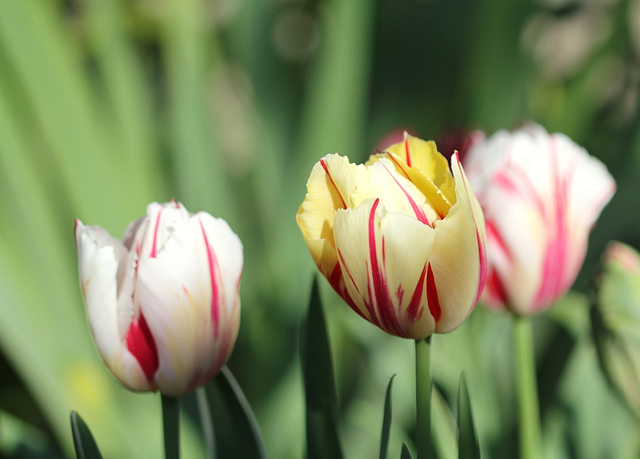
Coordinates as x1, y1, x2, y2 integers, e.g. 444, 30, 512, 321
369, 134, 456, 217
354, 159, 440, 225
132, 201, 192, 260
297, 154, 368, 299
135, 214, 242, 396
428, 154, 486, 333
334, 199, 437, 339
74, 221, 152, 391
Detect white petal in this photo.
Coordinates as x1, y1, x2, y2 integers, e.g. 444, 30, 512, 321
74, 221, 151, 391
135, 214, 242, 396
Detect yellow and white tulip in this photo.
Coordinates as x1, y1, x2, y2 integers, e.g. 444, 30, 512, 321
297, 134, 487, 339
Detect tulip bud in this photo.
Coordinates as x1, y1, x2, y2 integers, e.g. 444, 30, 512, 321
464, 122, 616, 314
591, 242, 640, 418
296, 133, 487, 339
75, 201, 243, 397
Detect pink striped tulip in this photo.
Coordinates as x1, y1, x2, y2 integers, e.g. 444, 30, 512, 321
75, 201, 243, 396
296, 134, 487, 339
464, 123, 616, 314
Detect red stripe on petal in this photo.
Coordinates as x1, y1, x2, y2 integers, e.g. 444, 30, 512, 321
337, 250, 370, 319
404, 137, 412, 167
149, 208, 163, 258
126, 313, 159, 381
368, 199, 402, 335
534, 136, 569, 309
406, 264, 427, 322
387, 153, 412, 180
474, 227, 488, 307
381, 164, 431, 225
426, 264, 441, 323
320, 158, 347, 209
200, 218, 221, 338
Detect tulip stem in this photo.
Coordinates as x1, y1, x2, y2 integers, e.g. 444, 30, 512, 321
196, 387, 216, 459
162, 394, 180, 459
514, 316, 541, 459
415, 336, 432, 459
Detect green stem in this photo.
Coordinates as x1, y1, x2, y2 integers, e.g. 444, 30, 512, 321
514, 316, 541, 459
196, 387, 216, 459
162, 394, 180, 459
415, 336, 432, 459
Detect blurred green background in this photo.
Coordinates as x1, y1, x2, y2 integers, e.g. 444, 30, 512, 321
1, 0, 639, 457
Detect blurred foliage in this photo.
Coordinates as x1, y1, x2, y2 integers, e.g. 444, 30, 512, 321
0, 0, 639, 457
591, 242, 640, 420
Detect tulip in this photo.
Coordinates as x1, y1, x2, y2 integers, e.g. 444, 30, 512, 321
75, 201, 243, 397
592, 242, 640, 419
296, 133, 487, 339
464, 122, 616, 314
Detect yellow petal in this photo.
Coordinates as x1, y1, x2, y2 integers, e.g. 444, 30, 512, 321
429, 153, 487, 333
296, 154, 367, 278
352, 158, 440, 225
334, 198, 437, 339
369, 134, 456, 217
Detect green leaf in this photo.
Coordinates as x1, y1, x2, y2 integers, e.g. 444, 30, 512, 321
380, 375, 396, 459
432, 385, 457, 459
70, 411, 103, 459
400, 442, 414, 459
205, 366, 267, 459
456, 372, 480, 459
301, 276, 344, 459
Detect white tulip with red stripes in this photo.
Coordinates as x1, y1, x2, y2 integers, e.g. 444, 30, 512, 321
464, 122, 616, 314
75, 201, 243, 397
297, 134, 487, 339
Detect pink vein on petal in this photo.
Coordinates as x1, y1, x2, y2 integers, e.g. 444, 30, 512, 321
534, 136, 569, 310
149, 208, 162, 258
126, 313, 159, 381
320, 158, 347, 209
381, 164, 431, 226
200, 218, 221, 338
406, 264, 427, 324
426, 264, 442, 323
404, 137, 413, 167
368, 199, 402, 335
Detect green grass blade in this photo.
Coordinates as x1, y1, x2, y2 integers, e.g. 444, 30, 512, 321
380, 375, 396, 459
457, 372, 480, 459
70, 411, 103, 459
161, 0, 231, 217
0, 1, 146, 225
401, 442, 414, 459
205, 367, 267, 459
302, 277, 344, 459
81, 0, 163, 196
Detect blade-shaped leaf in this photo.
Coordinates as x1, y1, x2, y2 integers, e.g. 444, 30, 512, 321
205, 366, 267, 459
400, 442, 414, 459
380, 375, 396, 459
457, 372, 481, 459
70, 411, 102, 459
432, 385, 457, 459
302, 276, 344, 459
